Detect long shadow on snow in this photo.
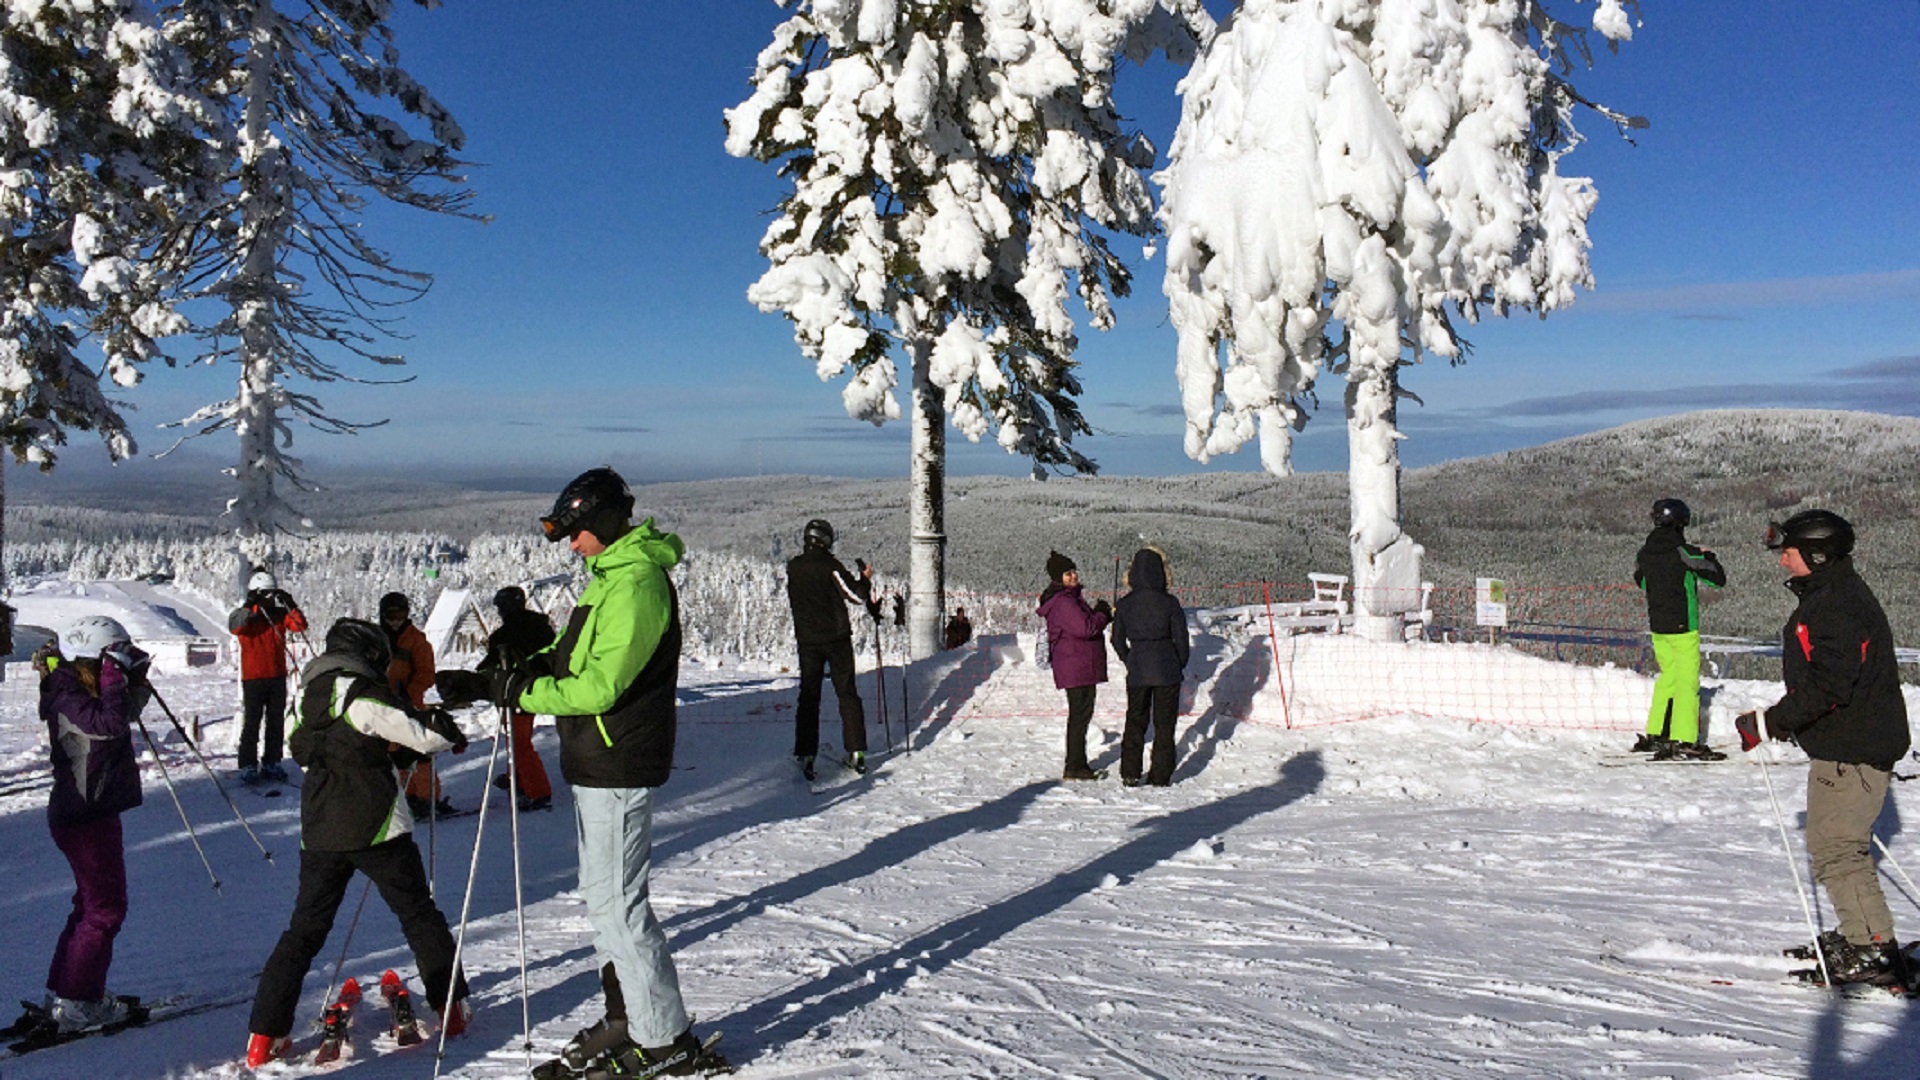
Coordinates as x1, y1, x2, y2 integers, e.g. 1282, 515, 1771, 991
1171, 636, 1269, 783
718, 751, 1327, 1064
906, 634, 1011, 750
663, 780, 1056, 950
1805, 983, 1920, 1078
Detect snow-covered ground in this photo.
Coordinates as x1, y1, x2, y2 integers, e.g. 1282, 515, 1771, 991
4, 581, 1920, 1078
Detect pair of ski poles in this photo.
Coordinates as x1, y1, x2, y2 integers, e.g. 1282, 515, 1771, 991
130, 684, 276, 893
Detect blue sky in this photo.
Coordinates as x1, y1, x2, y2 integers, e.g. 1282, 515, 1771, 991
71, 1, 1920, 492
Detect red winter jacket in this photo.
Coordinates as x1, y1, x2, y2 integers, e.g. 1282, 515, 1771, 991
229, 596, 308, 681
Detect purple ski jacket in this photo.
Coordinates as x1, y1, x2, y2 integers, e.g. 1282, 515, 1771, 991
42, 659, 144, 829
1037, 583, 1110, 690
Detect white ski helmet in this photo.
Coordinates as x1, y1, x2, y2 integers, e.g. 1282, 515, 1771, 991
248, 570, 277, 592
62, 615, 131, 659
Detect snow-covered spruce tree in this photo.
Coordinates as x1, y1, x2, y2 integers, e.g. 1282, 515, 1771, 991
0, 1, 221, 590
160, 0, 473, 558
1160, 0, 1640, 638
727, 0, 1212, 659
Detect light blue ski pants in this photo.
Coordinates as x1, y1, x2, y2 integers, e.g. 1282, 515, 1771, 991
573, 785, 689, 1045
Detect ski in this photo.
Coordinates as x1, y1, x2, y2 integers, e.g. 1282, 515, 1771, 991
531, 1030, 731, 1080
379, 970, 423, 1047
313, 976, 362, 1065
2, 993, 248, 1058
1596, 753, 1741, 767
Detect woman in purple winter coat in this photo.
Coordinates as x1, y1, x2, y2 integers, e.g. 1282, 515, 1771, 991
35, 615, 150, 1034
1036, 551, 1112, 781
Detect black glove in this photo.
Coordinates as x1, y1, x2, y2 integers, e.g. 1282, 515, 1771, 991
421, 709, 468, 754
435, 669, 492, 706
103, 644, 152, 684
489, 667, 533, 709
1093, 599, 1113, 617
1735, 711, 1761, 752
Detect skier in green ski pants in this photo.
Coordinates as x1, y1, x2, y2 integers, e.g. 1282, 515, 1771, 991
1633, 498, 1727, 759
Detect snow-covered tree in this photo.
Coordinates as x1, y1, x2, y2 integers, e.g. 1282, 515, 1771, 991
1159, 0, 1640, 637
0, 2, 217, 470
727, 0, 1212, 658
159, 0, 474, 554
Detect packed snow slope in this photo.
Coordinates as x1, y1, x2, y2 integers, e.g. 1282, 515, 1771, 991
3, 581, 1920, 1078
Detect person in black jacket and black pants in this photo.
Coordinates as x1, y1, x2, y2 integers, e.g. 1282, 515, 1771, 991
1737, 510, 1912, 987
245, 619, 470, 1068
785, 519, 879, 779
480, 586, 557, 811
1111, 547, 1190, 787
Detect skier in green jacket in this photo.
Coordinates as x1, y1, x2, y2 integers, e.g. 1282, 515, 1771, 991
1632, 498, 1727, 759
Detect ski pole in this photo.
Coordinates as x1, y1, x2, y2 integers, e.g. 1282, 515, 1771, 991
317, 879, 372, 1023
1755, 742, 1832, 986
874, 619, 892, 752
132, 711, 220, 892
147, 686, 274, 862
435, 729, 505, 1079
502, 703, 535, 1075
1873, 835, 1920, 914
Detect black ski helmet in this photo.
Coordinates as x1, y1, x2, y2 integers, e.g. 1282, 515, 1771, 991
326, 617, 392, 671
493, 585, 527, 612
542, 466, 634, 544
1649, 498, 1690, 529
379, 591, 410, 620
803, 518, 835, 551
1765, 509, 1855, 567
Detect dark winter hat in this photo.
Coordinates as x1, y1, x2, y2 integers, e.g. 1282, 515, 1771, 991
493, 586, 527, 612
326, 617, 392, 671
1649, 498, 1690, 529
379, 591, 411, 618
543, 466, 634, 544
1046, 551, 1077, 583
1765, 509, 1855, 567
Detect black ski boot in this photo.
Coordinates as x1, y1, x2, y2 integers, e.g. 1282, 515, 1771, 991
533, 1017, 629, 1080
1629, 733, 1669, 754
586, 1028, 731, 1078
1654, 741, 1725, 761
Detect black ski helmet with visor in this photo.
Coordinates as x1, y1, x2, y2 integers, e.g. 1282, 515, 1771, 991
542, 467, 634, 544
1764, 508, 1855, 568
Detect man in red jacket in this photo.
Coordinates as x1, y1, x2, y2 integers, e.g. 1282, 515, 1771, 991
227, 570, 307, 784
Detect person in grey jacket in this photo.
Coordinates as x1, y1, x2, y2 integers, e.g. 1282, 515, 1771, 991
1110, 547, 1190, 787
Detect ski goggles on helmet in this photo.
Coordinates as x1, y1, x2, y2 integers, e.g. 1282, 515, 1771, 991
541, 503, 586, 541
1763, 521, 1788, 550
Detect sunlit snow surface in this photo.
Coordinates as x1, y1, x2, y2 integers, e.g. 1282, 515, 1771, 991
2, 580, 1919, 1078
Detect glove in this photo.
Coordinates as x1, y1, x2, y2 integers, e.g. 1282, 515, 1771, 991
31, 639, 61, 674
1093, 599, 1113, 617
488, 667, 533, 709
103, 644, 152, 685
422, 709, 468, 754
1735, 711, 1761, 753
435, 669, 492, 706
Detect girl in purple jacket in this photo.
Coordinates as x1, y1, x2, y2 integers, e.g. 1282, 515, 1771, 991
1036, 552, 1112, 781
36, 615, 149, 1034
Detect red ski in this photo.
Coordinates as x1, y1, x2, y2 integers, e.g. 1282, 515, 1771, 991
378, 970, 423, 1047
313, 977, 361, 1065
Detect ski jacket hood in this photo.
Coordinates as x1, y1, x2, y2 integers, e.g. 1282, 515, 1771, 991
1037, 583, 1109, 690
42, 661, 144, 828
1127, 547, 1170, 592
518, 519, 685, 789
1765, 557, 1909, 769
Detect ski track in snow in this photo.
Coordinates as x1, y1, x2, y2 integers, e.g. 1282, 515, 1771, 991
1, 582, 1919, 1076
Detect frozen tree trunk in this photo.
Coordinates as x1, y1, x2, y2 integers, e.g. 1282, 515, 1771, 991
1345, 358, 1421, 642
232, 24, 280, 561
907, 338, 946, 661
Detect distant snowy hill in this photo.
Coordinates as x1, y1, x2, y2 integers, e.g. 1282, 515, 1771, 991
10, 409, 1916, 644
4, 579, 1920, 1077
